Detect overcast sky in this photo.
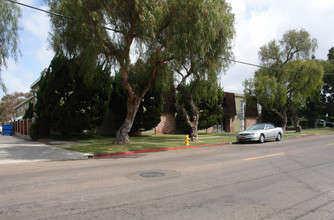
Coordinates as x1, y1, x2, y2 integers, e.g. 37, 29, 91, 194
1, 0, 334, 99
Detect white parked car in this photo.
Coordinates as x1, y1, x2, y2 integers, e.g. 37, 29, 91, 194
237, 123, 283, 143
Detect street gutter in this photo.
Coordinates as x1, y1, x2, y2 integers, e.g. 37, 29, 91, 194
94, 142, 231, 158
92, 132, 333, 159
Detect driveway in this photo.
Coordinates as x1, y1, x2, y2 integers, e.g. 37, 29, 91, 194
0, 135, 89, 165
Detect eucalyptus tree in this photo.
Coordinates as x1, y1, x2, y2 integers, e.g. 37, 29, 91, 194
176, 81, 224, 139
0, 0, 21, 92
171, 0, 234, 141
318, 55, 334, 119
0, 92, 30, 122
109, 67, 170, 134
48, 0, 235, 143
174, 75, 226, 142
244, 29, 324, 131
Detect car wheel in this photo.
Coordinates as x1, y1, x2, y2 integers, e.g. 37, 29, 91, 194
259, 134, 265, 143
276, 133, 281, 141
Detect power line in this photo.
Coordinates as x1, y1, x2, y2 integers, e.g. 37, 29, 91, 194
222, 57, 298, 73
5, 0, 115, 31
225, 58, 334, 76
224, 57, 334, 75
5, 0, 74, 21
7, 0, 334, 76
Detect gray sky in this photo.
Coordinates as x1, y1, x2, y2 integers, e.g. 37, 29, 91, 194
222, 0, 334, 93
1, 0, 334, 98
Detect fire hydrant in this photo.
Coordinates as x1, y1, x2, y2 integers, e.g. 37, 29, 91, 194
185, 135, 190, 146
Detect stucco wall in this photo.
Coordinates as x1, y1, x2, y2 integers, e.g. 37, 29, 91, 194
233, 93, 246, 132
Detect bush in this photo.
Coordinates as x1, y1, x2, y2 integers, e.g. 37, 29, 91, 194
299, 118, 309, 129
29, 122, 38, 140
175, 110, 191, 134
35, 55, 111, 135
23, 102, 34, 119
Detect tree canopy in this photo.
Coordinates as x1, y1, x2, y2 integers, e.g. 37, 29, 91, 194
321, 50, 334, 104
318, 57, 334, 120
176, 81, 224, 134
0, 0, 22, 92
299, 47, 334, 124
328, 47, 334, 60
322, 64, 334, 104
258, 29, 317, 66
48, 0, 235, 143
35, 54, 111, 136
110, 68, 170, 134
197, 85, 224, 131
169, 0, 234, 141
244, 29, 324, 131
0, 92, 31, 122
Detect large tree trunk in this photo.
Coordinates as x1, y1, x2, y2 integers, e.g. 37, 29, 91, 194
189, 124, 199, 142
176, 94, 199, 142
113, 96, 142, 144
188, 100, 199, 142
113, 57, 159, 144
173, 75, 200, 142
282, 110, 288, 131
178, 104, 199, 142
272, 107, 288, 131
291, 108, 302, 132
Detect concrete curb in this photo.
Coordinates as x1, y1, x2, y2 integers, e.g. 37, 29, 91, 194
94, 142, 231, 158
283, 133, 317, 140
300, 134, 316, 137
92, 132, 334, 159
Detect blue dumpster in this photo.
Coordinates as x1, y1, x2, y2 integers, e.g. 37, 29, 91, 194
2, 124, 13, 136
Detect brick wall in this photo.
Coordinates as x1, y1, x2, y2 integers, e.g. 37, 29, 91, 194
155, 113, 176, 134
229, 117, 235, 132
206, 127, 213, 133
245, 117, 257, 129
225, 116, 235, 132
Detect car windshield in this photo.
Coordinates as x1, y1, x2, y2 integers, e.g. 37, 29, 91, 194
246, 124, 265, 130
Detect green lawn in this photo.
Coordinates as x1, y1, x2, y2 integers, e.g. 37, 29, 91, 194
58, 128, 334, 155
284, 127, 334, 137
60, 135, 237, 155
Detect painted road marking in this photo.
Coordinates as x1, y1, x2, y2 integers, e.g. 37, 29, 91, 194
245, 152, 285, 161
327, 143, 334, 146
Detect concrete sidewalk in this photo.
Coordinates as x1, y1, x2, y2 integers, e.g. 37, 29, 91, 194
0, 135, 90, 165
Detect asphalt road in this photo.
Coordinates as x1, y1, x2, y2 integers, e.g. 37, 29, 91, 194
1, 134, 334, 219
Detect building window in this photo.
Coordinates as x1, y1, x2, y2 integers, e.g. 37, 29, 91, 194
239, 100, 245, 131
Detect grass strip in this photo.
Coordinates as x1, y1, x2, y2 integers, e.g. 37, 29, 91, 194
60, 136, 236, 155
59, 128, 334, 155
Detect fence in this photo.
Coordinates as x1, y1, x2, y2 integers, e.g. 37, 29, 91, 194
13, 118, 33, 139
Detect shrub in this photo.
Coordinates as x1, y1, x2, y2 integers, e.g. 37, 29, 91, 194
299, 118, 309, 129
29, 122, 38, 140
23, 102, 34, 119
